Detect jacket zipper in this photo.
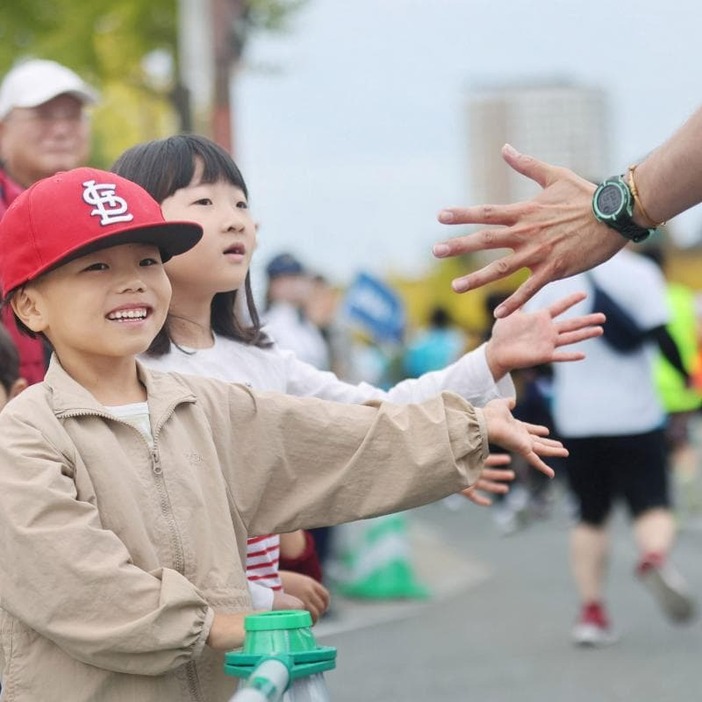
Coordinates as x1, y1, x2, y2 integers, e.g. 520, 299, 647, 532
149, 442, 203, 701
149, 444, 185, 575
61, 406, 206, 701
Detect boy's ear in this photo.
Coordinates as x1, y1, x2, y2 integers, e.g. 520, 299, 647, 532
9, 377, 27, 400
10, 287, 49, 334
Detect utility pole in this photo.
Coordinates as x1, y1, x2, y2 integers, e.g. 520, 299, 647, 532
210, 0, 246, 154
177, 0, 214, 135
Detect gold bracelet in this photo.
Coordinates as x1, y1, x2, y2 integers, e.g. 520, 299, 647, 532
627, 164, 666, 228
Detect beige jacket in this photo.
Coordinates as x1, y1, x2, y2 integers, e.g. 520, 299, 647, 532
0, 357, 486, 701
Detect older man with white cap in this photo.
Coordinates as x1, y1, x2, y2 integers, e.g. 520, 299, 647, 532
0, 59, 97, 196
0, 58, 97, 385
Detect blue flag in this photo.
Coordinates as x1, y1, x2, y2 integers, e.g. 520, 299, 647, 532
342, 272, 405, 344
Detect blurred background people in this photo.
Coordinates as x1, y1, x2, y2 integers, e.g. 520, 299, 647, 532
264, 252, 331, 371
526, 246, 696, 647
402, 305, 466, 379
640, 245, 702, 525
0, 59, 97, 385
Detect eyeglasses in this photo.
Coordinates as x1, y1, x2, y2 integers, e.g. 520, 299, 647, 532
7, 105, 89, 125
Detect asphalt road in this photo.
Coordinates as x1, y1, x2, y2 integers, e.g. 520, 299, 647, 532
314, 495, 702, 702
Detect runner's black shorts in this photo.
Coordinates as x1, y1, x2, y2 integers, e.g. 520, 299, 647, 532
562, 429, 670, 525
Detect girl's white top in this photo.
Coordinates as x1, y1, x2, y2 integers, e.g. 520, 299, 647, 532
141, 335, 513, 406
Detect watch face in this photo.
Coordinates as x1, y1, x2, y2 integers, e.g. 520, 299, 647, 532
595, 182, 625, 217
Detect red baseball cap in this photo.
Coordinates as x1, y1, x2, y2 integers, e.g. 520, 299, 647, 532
0, 167, 203, 297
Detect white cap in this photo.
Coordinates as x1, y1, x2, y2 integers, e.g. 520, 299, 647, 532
0, 59, 98, 120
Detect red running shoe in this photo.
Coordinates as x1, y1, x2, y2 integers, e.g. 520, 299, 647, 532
572, 601, 618, 647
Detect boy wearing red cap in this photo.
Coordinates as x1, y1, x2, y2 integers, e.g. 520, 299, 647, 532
0, 167, 564, 701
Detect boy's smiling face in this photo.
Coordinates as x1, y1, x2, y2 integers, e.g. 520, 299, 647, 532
12, 243, 171, 370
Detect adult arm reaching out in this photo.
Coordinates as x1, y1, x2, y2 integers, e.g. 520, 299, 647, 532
433, 106, 702, 318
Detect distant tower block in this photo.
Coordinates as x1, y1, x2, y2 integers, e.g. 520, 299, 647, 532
466, 82, 610, 263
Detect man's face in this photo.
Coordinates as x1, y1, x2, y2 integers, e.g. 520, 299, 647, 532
0, 94, 91, 187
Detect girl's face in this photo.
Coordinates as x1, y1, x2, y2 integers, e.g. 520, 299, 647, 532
159, 164, 256, 300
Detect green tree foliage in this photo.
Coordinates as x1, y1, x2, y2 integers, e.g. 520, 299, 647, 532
0, 1, 175, 85
0, 0, 307, 164
0, 0, 305, 81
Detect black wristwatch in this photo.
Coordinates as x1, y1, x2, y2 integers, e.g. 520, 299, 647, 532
592, 175, 655, 243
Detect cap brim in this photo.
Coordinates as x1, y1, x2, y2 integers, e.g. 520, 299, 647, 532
36, 220, 203, 280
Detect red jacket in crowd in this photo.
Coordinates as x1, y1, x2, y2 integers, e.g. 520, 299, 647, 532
0, 167, 47, 385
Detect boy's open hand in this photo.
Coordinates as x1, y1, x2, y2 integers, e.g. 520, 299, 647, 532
481, 398, 567, 478
485, 291, 605, 379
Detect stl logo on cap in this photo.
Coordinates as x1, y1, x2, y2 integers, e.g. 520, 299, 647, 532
82, 179, 134, 226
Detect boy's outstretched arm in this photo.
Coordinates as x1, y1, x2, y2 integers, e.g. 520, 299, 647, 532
219, 382, 564, 537
485, 291, 605, 380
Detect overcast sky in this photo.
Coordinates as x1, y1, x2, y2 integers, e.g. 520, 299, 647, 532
235, 0, 701, 290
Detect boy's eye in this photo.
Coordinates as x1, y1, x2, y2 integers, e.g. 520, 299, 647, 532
236, 200, 249, 210
140, 257, 161, 267
83, 262, 108, 272
193, 197, 213, 206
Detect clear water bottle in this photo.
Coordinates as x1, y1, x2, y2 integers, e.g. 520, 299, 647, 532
226, 610, 336, 702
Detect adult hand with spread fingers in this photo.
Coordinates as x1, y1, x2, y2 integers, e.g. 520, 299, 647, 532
433, 106, 702, 319
433, 145, 625, 319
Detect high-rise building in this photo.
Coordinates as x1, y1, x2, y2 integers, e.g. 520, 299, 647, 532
467, 82, 609, 206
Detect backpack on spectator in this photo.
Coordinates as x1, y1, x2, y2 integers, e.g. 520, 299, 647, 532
587, 273, 647, 353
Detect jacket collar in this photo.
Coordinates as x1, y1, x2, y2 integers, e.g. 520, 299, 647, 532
45, 354, 197, 422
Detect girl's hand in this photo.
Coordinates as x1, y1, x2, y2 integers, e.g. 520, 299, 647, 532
279, 571, 331, 623
485, 291, 605, 380
271, 589, 305, 613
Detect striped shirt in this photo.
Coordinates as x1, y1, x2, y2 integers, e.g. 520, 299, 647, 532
246, 534, 282, 591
